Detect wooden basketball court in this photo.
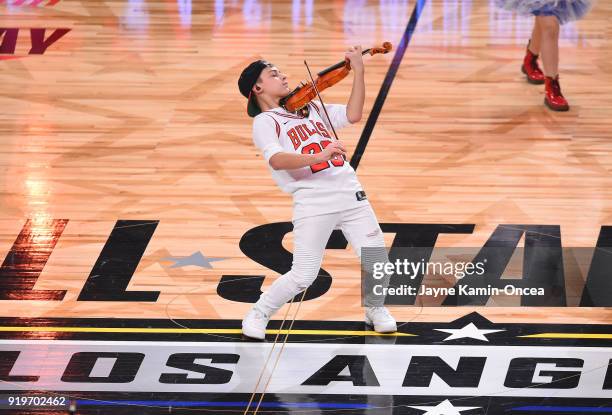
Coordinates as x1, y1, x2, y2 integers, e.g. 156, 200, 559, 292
1, 0, 612, 413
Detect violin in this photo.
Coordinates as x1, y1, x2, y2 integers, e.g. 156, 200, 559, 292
280, 42, 392, 117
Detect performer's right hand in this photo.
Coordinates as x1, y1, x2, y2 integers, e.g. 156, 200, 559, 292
316, 140, 347, 162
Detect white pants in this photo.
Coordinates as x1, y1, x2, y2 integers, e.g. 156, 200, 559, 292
255, 203, 389, 317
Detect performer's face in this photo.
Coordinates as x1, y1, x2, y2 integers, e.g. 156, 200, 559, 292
254, 66, 291, 98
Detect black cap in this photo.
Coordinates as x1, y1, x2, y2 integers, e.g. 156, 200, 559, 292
238, 60, 272, 117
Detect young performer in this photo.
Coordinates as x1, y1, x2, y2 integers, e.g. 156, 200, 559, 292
237, 47, 396, 340
496, 0, 594, 111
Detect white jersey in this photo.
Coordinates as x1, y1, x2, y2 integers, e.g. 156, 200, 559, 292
252, 101, 368, 221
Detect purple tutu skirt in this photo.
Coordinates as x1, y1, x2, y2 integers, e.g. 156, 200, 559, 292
495, 0, 595, 24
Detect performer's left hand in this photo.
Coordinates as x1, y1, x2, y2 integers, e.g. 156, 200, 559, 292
345, 45, 364, 72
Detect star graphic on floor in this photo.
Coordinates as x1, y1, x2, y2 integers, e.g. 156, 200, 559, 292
435, 322, 504, 342
408, 399, 480, 415
161, 251, 226, 269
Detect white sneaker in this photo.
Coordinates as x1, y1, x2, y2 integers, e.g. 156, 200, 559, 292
365, 307, 397, 333
242, 306, 270, 340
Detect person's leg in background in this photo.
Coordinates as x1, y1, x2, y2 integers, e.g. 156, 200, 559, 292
538, 14, 569, 111
522, 18, 545, 84
539, 15, 560, 78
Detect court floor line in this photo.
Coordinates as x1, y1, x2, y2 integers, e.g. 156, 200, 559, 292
520, 333, 612, 339
0, 326, 414, 336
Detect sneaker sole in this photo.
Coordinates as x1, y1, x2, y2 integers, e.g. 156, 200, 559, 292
365, 316, 398, 334
241, 328, 266, 341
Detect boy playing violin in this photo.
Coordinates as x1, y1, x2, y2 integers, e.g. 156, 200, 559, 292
237, 45, 396, 340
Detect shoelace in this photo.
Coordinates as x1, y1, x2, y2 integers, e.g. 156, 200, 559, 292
251, 307, 269, 321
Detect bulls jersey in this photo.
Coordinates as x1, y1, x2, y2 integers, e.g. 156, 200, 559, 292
252, 101, 368, 221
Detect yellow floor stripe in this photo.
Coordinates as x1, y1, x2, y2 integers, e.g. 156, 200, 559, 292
0, 326, 413, 337
520, 333, 612, 339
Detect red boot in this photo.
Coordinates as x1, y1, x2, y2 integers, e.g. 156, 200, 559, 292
544, 76, 570, 112
521, 46, 545, 85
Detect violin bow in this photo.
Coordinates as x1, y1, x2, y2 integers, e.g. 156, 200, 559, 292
303, 59, 340, 142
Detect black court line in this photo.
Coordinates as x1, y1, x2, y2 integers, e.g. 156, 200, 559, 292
350, 0, 428, 170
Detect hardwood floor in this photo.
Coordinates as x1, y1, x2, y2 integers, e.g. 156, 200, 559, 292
1, 0, 611, 324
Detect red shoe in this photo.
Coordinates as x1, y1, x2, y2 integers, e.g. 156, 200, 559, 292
521, 49, 545, 85
544, 76, 570, 112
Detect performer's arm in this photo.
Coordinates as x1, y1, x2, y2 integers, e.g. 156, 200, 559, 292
269, 141, 347, 170
345, 45, 365, 124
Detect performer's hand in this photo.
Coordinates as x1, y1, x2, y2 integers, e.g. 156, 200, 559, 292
345, 45, 364, 72
316, 140, 347, 162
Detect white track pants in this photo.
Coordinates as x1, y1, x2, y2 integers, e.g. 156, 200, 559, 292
255, 203, 389, 317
